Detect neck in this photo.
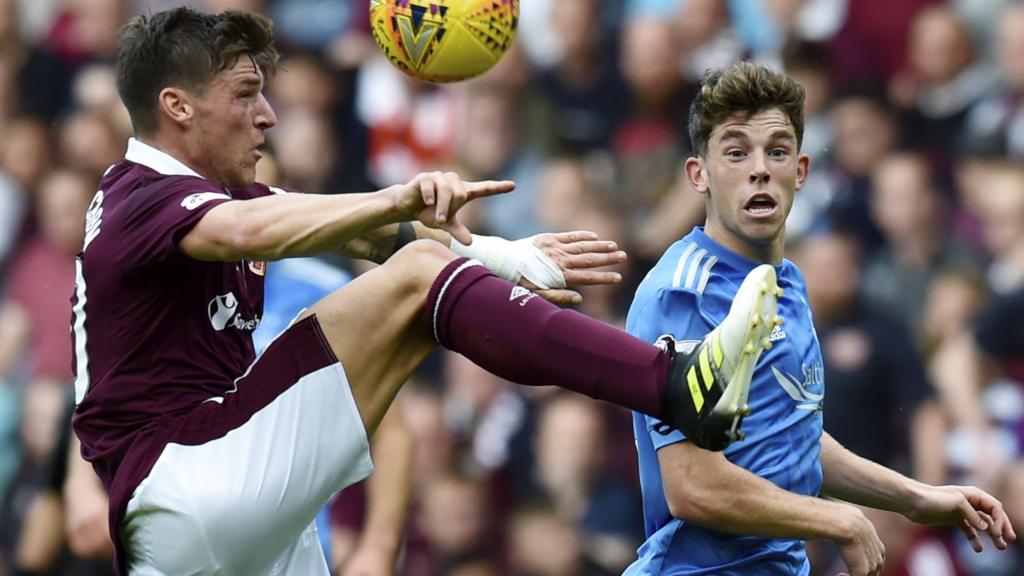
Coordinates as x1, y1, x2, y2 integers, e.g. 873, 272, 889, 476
137, 133, 217, 185
704, 219, 784, 264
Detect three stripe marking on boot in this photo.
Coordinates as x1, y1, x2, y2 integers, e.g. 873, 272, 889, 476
686, 333, 726, 413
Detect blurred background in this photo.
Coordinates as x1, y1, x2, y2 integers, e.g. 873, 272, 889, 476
1, 0, 1024, 574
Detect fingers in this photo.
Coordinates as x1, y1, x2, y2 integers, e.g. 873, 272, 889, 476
431, 172, 454, 224
464, 179, 515, 199
563, 250, 628, 270
963, 486, 1014, 549
956, 493, 988, 533
558, 240, 623, 256
562, 269, 622, 287
983, 512, 1009, 550
535, 288, 583, 306
550, 230, 600, 244
960, 518, 984, 553
419, 175, 436, 209
446, 217, 473, 245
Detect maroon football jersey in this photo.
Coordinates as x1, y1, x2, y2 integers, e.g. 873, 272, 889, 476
70, 139, 276, 558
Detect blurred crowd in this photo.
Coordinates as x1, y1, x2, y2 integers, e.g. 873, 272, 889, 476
1, 0, 1024, 574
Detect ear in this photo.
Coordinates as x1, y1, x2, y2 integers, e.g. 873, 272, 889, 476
795, 153, 811, 190
684, 156, 709, 195
158, 87, 195, 128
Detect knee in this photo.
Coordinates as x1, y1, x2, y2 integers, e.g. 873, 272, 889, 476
383, 239, 458, 292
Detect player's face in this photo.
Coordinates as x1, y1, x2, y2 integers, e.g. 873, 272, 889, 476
685, 108, 809, 263
192, 56, 276, 188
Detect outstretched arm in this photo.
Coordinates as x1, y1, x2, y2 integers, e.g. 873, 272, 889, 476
658, 441, 886, 576
181, 172, 513, 261
820, 431, 1016, 552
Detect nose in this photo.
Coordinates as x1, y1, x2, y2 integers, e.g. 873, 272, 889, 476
255, 93, 277, 129
749, 150, 770, 185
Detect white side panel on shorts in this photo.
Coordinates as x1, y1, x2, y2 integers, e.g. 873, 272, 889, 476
123, 361, 373, 575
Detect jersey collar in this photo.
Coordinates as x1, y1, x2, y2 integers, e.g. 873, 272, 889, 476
124, 138, 204, 179
688, 227, 788, 276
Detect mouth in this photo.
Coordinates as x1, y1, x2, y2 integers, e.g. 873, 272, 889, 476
252, 142, 265, 160
743, 193, 778, 218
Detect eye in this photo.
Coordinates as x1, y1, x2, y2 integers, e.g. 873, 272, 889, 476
726, 148, 746, 159
769, 147, 789, 158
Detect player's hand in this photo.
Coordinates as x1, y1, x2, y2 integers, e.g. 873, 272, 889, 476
63, 479, 114, 559
521, 231, 627, 305
905, 484, 1017, 552
393, 172, 514, 244
836, 506, 885, 576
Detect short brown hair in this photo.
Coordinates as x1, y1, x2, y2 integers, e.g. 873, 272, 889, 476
688, 62, 805, 157
116, 7, 279, 135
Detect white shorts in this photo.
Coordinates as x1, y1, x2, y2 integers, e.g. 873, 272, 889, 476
121, 318, 373, 575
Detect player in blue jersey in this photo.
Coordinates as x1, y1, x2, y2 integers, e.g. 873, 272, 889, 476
625, 62, 1016, 576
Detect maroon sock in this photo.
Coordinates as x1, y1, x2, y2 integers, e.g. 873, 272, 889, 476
426, 258, 669, 418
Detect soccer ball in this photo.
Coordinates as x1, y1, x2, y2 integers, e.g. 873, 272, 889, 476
369, 0, 519, 83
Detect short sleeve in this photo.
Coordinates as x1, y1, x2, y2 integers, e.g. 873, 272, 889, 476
627, 287, 713, 448
115, 176, 233, 269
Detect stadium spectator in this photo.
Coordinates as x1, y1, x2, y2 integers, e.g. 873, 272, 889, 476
1, 169, 92, 465
864, 152, 982, 344
805, 86, 898, 249
456, 83, 545, 240
965, 1, 1024, 161
892, 5, 996, 167
406, 473, 493, 576
531, 0, 624, 153
795, 230, 937, 476
0, 116, 54, 203
58, 110, 124, 179
508, 504, 604, 576
529, 393, 642, 573
611, 17, 693, 250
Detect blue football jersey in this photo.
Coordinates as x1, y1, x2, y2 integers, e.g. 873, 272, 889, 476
624, 227, 824, 575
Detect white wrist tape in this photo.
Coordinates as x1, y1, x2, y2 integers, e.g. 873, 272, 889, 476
449, 234, 566, 289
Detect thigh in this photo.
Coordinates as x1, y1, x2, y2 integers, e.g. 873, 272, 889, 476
304, 240, 454, 434
124, 353, 371, 575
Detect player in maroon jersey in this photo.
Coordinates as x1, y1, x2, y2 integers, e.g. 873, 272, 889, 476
71, 7, 774, 575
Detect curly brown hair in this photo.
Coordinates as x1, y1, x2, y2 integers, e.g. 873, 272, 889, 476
688, 62, 806, 157
116, 7, 279, 135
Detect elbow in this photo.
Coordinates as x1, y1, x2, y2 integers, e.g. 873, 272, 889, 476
229, 226, 279, 260
225, 208, 283, 260
664, 481, 717, 524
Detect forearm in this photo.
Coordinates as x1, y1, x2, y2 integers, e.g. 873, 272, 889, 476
361, 406, 414, 555
240, 189, 404, 260
820, 431, 920, 514
184, 188, 406, 261
662, 443, 858, 542
339, 222, 450, 264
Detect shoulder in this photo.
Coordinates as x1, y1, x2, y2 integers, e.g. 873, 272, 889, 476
115, 170, 223, 209
629, 242, 729, 335
779, 258, 811, 293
